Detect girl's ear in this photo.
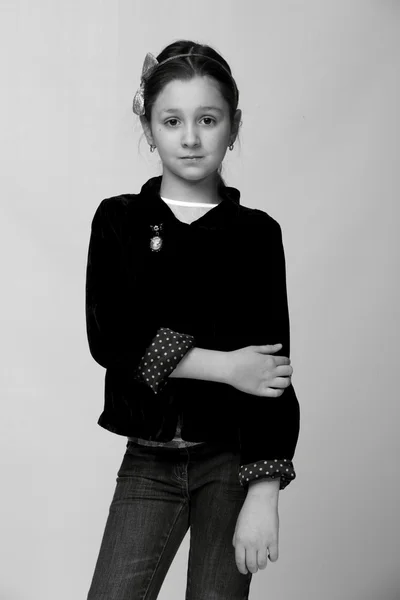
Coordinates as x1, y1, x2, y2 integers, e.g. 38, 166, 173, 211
140, 115, 154, 146
230, 109, 242, 145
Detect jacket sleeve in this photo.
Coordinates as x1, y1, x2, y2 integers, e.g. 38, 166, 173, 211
85, 199, 168, 372
238, 459, 295, 490
133, 326, 195, 394
238, 215, 300, 490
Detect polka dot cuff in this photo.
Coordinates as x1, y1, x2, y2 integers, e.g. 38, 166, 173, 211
239, 459, 296, 491
134, 327, 195, 394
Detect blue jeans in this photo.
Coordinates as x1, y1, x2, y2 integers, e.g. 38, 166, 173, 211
87, 440, 253, 600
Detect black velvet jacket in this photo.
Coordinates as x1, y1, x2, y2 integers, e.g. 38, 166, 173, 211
85, 176, 300, 470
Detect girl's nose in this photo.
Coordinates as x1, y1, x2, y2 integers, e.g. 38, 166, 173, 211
181, 126, 200, 147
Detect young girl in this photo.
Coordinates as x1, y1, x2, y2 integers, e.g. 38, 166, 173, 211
85, 39, 300, 600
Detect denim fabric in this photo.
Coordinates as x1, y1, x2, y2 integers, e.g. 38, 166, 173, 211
87, 440, 253, 600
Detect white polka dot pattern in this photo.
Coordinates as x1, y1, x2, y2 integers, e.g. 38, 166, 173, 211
134, 327, 195, 394
238, 459, 296, 491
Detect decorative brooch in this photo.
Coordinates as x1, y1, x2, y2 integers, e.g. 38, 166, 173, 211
149, 223, 164, 252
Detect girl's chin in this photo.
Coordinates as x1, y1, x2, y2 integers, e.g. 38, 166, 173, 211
172, 167, 211, 180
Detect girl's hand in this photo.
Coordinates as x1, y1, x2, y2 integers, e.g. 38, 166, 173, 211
232, 494, 279, 575
226, 343, 293, 397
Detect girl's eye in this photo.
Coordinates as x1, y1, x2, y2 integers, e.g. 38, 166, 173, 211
165, 119, 179, 127
201, 117, 216, 126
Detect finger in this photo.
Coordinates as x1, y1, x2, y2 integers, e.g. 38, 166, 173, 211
235, 543, 248, 575
257, 547, 268, 570
258, 343, 282, 353
245, 547, 258, 574
273, 356, 291, 366
271, 376, 291, 389
268, 541, 279, 562
263, 388, 284, 398
275, 365, 293, 377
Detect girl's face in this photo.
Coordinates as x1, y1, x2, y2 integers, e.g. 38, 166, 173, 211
143, 76, 240, 184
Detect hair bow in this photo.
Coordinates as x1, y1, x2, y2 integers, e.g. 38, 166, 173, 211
132, 52, 159, 116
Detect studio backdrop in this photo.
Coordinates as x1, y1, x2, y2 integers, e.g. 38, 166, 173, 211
1, 1, 399, 599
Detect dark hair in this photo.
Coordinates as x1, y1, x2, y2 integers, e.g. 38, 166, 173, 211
141, 40, 239, 126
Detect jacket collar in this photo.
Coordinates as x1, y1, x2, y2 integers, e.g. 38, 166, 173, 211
137, 176, 241, 231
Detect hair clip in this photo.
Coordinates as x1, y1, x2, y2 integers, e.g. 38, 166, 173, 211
132, 53, 159, 116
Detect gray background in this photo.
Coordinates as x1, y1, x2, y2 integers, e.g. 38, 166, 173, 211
1, 1, 399, 599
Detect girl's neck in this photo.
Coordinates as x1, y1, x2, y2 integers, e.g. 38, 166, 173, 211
159, 171, 222, 205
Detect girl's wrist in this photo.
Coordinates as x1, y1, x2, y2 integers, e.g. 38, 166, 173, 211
170, 347, 233, 385
246, 478, 280, 503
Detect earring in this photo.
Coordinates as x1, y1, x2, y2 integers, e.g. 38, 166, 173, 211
229, 143, 234, 151
150, 144, 156, 153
